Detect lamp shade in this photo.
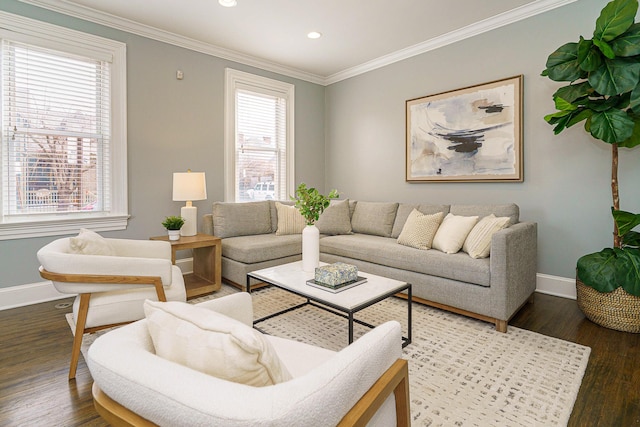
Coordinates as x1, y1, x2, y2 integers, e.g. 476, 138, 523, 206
172, 172, 207, 202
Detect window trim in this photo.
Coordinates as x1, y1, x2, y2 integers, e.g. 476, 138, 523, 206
224, 68, 294, 202
0, 11, 127, 240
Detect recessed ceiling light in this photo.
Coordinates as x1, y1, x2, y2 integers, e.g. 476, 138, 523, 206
219, 0, 237, 7
307, 31, 322, 39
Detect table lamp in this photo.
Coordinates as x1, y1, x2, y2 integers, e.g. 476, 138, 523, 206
172, 170, 207, 237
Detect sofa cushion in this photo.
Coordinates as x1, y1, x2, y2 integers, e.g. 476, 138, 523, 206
320, 234, 490, 287
463, 214, 511, 259
222, 234, 301, 264
213, 201, 272, 238
450, 204, 519, 225
351, 201, 398, 237
69, 228, 115, 256
391, 204, 450, 238
144, 300, 292, 387
397, 210, 444, 250
432, 214, 479, 254
316, 199, 352, 235
270, 200, 295, 232
275, 202, 306, 235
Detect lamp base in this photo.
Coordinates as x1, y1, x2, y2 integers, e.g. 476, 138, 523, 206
180, 205, 198, 237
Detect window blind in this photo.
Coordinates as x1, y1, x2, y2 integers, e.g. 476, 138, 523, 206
1, 40, 111, 216
235, 89, 287, 202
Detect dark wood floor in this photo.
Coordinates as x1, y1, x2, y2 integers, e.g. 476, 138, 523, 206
1, 292, 638, 426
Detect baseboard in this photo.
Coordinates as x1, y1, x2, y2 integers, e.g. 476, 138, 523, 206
536, 273, 576, 300
1, 265, 573, 310
0, 258, 195, 311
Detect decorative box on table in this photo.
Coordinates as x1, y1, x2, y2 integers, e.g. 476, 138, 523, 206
314, 262, 358, 286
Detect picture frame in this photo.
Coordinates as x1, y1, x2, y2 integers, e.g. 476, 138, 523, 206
406, 75, 523, 182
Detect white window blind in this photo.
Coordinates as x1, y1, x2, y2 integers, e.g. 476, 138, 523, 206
236, 89, 287, 201
224, 69, 294, 203
1, 40, 110, 216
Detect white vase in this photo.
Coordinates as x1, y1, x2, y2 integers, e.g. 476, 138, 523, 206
168, 229, 181, 241
302, 224, 320, 272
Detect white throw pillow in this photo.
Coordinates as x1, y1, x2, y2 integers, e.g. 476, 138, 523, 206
144, 300, 292, 387
69, 228, 115, 256
275, 202, 307, 235
432, 214, 479, 254
397, 210, 443, 250
463, 214, 511, 259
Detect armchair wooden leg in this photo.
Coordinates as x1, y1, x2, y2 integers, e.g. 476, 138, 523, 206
69, 293, 91, 380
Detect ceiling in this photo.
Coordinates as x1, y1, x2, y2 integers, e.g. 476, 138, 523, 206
20, 0, 576, 84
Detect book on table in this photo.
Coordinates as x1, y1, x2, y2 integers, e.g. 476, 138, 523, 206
306, 277, 367, 293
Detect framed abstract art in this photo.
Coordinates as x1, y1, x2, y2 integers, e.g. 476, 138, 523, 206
406, 75, 523, 182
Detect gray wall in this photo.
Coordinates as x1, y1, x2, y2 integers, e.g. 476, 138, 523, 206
0, 1, 325, 288
325, 0, 640, 279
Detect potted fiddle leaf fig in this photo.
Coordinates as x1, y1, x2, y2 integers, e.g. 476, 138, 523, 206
541, 0, 640, 332
292, 183, 339, 272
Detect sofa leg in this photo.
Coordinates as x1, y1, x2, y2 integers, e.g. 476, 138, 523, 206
495, 319, 507, 333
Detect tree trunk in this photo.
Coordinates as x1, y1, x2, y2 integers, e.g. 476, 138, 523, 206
612, 143, 621, 248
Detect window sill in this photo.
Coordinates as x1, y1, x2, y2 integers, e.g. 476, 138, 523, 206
0, 214, 130, 240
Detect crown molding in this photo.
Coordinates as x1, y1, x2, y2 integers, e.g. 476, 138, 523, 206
19, 0, 577, 86
325, 0, 578, 85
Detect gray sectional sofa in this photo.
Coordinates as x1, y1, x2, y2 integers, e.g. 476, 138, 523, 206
202, 199, 537, 332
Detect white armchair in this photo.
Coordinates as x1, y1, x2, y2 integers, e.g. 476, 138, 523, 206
37, 235, 187, 379
88, 292, 410, 426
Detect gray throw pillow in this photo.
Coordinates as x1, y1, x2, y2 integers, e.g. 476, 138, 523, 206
213, 201, 272, 238
316, 199, 352, 235
351, 201, 399, 237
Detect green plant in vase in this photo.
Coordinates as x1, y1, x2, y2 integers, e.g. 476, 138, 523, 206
541, 0, 640, 331
292, 183, 339, 225
292, 183, 339, 272
162, 215, 185, 241
162, 216, 185, 230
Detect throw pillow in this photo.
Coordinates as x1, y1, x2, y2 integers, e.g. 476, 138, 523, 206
144, 300, 292, 387
351, 201, 399, 237
315, 199, 352, 235
69, 228, 115, 256
463, 214, 510, 259
397, 210, 444, 250
432, 213, 479, 254
275, 202, 307, 235
212, 201, 272, 238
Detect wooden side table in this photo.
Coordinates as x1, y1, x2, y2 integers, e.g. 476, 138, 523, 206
150, 233, 222, 299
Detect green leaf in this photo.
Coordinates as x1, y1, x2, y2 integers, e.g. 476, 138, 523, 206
594, 0, 638, 42
613, 247, 640, 295
631, 81, 640, 111
577, 248, 620, 292
566, 109, 593, 128
593, 38, 616, 59
618, 113, 640, 147
578, 38, 604, 71
544, 42, 582, 82
613, 208, 640, 236
611, 23, 640, 56
590, 108, 636, 142
544, 109, 571, 124
623, 230, 640, 247
589, 57, 640, 96
553, 82, 593, 104
554, 96, 577, 111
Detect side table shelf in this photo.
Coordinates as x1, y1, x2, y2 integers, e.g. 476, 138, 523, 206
150, 233, 222, 299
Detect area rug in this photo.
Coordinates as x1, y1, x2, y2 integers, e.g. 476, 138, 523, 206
76, 284, 590, 426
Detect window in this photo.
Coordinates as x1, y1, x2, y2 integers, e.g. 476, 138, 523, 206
224, 69, 294, 202
0, 12, 127, 239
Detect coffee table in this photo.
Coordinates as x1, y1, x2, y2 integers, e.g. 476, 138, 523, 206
246, 261, 412, 347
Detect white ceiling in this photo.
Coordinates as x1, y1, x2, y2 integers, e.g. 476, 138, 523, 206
20, 0, 576, 84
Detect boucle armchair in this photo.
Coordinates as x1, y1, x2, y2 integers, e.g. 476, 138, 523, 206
88, 292, 410, 426
37, 232, 186, 379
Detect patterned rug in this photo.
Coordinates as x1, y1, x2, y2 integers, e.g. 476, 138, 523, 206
78, 284, 591, 426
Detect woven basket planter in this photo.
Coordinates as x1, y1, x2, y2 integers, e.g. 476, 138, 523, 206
576, 279, 640, 333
